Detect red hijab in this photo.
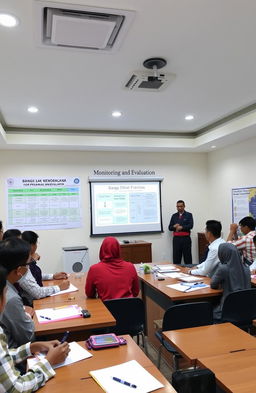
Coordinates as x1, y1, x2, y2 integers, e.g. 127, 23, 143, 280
99, 237, 123, 263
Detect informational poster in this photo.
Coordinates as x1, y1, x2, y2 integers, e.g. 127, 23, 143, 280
232, 187, 256, 223
6, 177, 81, 230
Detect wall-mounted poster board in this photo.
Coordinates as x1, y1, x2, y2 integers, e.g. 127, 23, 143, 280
6, 177, 81, 230
232, 187, 256, 223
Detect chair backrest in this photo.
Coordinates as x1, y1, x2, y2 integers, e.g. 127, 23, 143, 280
221, 288, 256, 326
104, 297, 145, 336
162, 302, 213, 332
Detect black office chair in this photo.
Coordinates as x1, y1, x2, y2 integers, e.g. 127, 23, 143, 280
220, 288, 256, 331
155, 302, 213, 370
104, 297, 148, 354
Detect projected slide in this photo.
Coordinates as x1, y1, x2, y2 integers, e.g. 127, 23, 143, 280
90, 181, 163, 235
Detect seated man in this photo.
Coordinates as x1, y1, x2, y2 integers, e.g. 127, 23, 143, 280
2, 228, 21, 240
20, 231, 69, 304
227, 216, 256, 264
85, 237, 139, 301
188, 220, 225, 277
0, 237, 35, 347
0, 264, 69, 392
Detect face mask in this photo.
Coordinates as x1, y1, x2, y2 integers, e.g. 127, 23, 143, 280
17, 269, 28, 284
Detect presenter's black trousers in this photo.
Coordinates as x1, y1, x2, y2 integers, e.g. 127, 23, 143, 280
173, 236, 192, 264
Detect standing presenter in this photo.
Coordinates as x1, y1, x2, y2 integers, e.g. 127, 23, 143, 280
169, 200, 194, 264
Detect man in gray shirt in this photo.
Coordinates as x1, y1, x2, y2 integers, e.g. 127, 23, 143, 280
0, 237, 34, 347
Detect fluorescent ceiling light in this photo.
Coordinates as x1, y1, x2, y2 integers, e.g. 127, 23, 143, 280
0, 14, 18, 27
112, 111, 122, 118
27, 106, 39, 113
211, 145, 216, 149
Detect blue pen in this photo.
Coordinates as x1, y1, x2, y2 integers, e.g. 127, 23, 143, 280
113, 377, 137, 388
60, 331, 70, 344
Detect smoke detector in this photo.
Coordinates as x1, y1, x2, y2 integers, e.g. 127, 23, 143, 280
125, 58, 175, 91
35, 1, 135, 53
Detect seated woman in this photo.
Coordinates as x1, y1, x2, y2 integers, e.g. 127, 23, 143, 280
85, 237, 139, 301
210, 242, 251, 320
0, 265, 70, 392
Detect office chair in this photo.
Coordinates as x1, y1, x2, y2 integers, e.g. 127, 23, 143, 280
155, 302, 213, 370
220, 288, 256, 332
104, 297, 148, 354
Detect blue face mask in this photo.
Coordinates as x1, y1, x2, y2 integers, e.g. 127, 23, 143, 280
17, 269, 28, 284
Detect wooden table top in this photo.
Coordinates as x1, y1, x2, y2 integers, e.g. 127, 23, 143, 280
33, 274, 115, 335
137, 263, 223, 301
162, 323, 256, 364
39, 335, 177, 393
198, 349, 256, 393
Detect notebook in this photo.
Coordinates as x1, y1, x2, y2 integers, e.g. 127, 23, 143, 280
27, 341, 92, 369
90, 360, 164, 393
35, 304, 82, 323
167, 283, 209, 293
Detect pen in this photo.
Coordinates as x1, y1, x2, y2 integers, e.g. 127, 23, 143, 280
112, 377, 137, 388
60, 331, 70, 344
39, 315, 51, 320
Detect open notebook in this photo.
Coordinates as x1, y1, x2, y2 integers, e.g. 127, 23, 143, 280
90, 360, 164, 393
27, 341, 92, 369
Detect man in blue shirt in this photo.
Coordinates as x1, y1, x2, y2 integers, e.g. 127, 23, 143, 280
169, 200, 194, 264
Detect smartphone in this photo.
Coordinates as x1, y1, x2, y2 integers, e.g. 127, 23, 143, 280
60, 330, 70, 344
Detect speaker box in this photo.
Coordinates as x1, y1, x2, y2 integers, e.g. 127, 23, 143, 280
62, 246, 89, 273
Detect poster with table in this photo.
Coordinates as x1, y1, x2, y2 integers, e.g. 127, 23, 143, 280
232, 187, 256, 223
6, 177, 81, 230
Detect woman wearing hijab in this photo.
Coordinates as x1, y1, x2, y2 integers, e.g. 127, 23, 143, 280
210, 242, 251, 320
85, 237, 140, 300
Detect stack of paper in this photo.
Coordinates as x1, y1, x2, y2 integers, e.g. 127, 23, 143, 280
50, 283, 78, 296
178, 274, 203, 283
35, 304, 82, 323
90, 360, 164, 393
28, 341, 92, 369
155, 264, 180, 273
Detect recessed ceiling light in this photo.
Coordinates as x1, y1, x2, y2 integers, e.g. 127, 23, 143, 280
112, 111, 122, 118
185, 114, 194, 121
211, 145, 216, 149
0, 14, 18, 27
27, 106, 39, 113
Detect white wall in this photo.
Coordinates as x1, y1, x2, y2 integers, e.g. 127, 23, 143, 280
0, 150, 208, 273
208, 136, 256, 238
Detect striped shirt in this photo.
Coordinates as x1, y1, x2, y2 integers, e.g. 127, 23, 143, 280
19, 269, 60, 303
230, 230, 256, 262
0, 327, 55, 392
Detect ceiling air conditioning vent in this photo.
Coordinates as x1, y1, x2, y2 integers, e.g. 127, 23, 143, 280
125, 71, 176, 92
35, 1, 135, 52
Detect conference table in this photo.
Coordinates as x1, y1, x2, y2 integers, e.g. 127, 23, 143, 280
162, 322, 256, 366
33, 274, 116, 339
39, 335, 177, 393
137, 263, 222, 352
197, 349, 256, 393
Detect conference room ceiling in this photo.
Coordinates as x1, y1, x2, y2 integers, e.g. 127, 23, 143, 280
1, 0, 256, 152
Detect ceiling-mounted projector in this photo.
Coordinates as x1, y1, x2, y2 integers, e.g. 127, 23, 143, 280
125, 57, 176, 91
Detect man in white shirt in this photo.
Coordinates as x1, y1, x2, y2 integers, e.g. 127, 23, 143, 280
188, 220, 225, 277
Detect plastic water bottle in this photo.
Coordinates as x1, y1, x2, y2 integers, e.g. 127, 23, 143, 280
139, 263, 144, 274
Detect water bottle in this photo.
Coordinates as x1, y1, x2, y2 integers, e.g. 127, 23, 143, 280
139, 262, 144, 274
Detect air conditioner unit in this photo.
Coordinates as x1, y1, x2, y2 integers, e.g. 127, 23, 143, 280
35, 1, 135, 52
125, 71, 176, 92
62, 246, 89, 273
